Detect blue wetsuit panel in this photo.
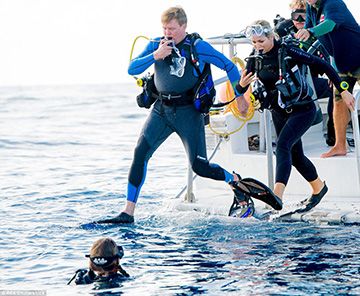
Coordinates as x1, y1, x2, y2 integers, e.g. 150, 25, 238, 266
128, 37, 240, 93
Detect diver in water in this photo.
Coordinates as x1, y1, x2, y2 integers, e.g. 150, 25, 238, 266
68, 238, 129, 288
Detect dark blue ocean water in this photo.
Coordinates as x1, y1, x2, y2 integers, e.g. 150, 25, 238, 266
1, 84, 360, 296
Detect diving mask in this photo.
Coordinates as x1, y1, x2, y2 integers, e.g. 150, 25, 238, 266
86, 245, 124, 267
245, 24, 271, 38
291, 9, 307, 22
169, 45, 186, 78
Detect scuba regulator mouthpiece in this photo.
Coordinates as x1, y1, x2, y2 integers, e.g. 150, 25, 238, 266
164, 36, 174, 47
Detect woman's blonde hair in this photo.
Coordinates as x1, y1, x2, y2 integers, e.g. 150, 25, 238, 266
251, 20, 274, 38
289, 0, 307, 11
161, 6, 187, 26
89, 238, 119, 274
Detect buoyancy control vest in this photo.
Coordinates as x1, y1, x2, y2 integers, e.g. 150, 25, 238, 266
137, 33, 217, 114
275, 37, 315, 111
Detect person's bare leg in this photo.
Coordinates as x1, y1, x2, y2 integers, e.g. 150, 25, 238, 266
123, 200, 136, 216
273, 182, 286, 200
309, 177, 325, 194
321, 100, 348, 158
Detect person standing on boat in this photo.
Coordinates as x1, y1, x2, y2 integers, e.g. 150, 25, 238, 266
275, 0, 335, 146
296, 0, 360, 158
99, 6, 253, 223
275, 0, 312, 49
237, 20, 354, 206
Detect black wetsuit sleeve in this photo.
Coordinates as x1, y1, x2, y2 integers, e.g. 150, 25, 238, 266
287, 46, 342, 92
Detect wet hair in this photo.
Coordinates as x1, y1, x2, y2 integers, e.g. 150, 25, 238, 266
161, 6, 187, 26
289, 0, 307, 11
89, 238, 119, 274
251, 20, 275, 38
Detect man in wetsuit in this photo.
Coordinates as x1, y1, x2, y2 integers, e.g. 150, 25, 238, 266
296, 0, 360, 158
100, 6, 251, 223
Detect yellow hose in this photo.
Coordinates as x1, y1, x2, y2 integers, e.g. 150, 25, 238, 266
129, 36, 150, 84
129, 35, 149, 62
208, 57, 257, 136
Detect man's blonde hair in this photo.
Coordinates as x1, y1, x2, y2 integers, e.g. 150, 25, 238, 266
289, 0, 307, 11
161, 6, 187, 26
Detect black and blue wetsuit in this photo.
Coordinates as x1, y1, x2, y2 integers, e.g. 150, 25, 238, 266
127, 34, 241, 203
70, 269, 127, 288
237, 40, 343, 185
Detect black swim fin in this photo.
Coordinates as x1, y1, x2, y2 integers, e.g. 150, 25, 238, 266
228, 187, 255, 218
230, 178, 283, 210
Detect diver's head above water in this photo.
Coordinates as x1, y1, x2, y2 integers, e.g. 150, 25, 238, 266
86, 238, 124, 277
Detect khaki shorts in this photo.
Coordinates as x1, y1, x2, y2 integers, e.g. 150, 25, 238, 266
334, 66, 360, 102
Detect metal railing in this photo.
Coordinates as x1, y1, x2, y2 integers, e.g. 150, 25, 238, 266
210, 36, 275, 190
183, 36, 274, 202
352, 90, 360, 188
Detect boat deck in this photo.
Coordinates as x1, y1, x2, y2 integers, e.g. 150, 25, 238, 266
164, 97, 360, 225
165, 189, 360, 225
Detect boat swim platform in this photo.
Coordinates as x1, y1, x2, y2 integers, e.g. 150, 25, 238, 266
164, 99, 360, 225
164, 189, 360, 225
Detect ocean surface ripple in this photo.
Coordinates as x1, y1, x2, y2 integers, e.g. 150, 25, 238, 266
1, 84, 360, 296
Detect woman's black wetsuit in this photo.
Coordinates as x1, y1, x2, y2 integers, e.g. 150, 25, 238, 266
237, 40, 343, 185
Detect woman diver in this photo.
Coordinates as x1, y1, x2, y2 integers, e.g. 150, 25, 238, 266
237, 20, 354, 210
68, 238, 129, 288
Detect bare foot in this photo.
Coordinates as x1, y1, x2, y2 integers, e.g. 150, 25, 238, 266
321, 145, 347, 158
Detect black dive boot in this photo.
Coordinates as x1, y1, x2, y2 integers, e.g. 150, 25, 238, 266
298, 182, 328, 213
95, 212, 134, 224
